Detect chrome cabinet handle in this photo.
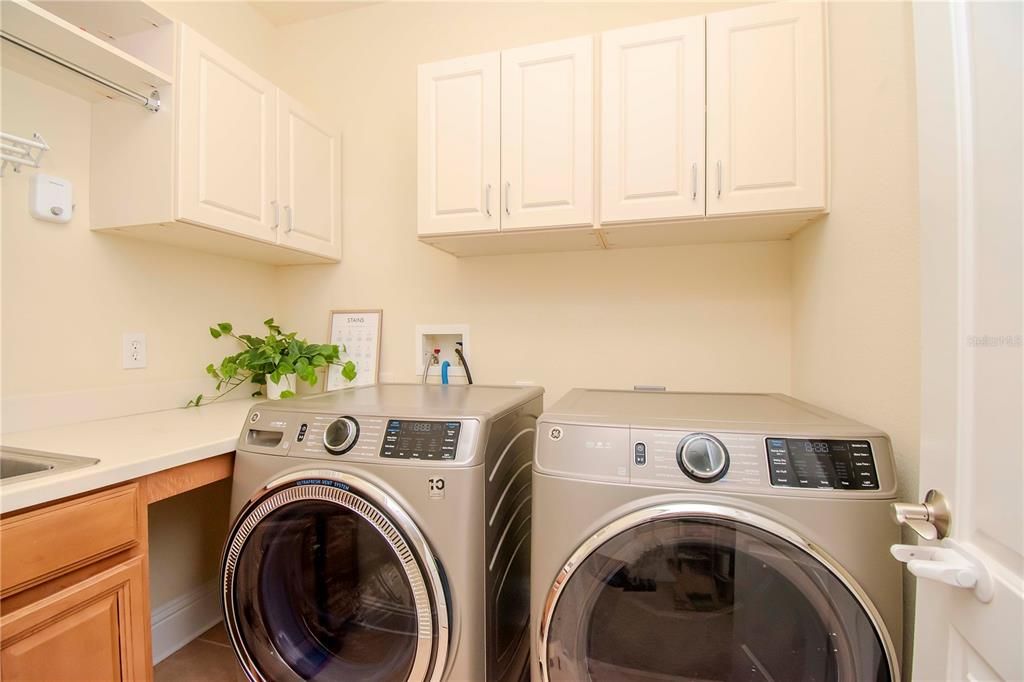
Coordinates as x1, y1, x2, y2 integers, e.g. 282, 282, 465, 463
284, 205, 293, 233
691, 163, 698, 200
504, 181, 511, 216
716, 161, 722, 199
271, 200, 279, 229
485, 184, 492, 217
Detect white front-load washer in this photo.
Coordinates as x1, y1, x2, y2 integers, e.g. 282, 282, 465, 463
221, 384, 542, 682
531, 389, 902, 682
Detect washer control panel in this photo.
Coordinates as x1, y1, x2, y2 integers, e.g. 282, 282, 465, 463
380, 420, 462, 461
241, 408, 478, 465
766, 438, 879, 490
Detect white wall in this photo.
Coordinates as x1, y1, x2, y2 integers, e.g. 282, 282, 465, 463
269, 2, 792, 406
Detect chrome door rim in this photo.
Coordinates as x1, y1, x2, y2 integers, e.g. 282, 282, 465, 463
222, 470, 450, 682
537, 502, 899, 682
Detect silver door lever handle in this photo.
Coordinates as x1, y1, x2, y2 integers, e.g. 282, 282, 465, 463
891, 489, 951, 540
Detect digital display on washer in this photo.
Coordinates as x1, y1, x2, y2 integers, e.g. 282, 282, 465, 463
765, 438, 879, 490
380, 420, 461, 460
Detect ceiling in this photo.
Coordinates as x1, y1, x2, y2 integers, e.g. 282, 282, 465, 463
249, 1, 375, 27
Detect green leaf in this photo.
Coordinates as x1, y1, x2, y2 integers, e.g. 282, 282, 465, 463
280, 390, 296, 399
311, 355, 327, 367
209, 327, 222, 339
217, 322, 233, 334
341, 360, 357, 382
263, 317, 275, 327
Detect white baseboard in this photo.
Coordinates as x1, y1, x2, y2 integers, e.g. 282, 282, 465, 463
151, 579, 224, 665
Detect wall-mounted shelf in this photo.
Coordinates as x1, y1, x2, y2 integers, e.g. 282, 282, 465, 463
0, 0, 173, 109
1, 131, 48, 176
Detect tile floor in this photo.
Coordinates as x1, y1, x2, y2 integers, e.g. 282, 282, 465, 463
154, 623, 245, 682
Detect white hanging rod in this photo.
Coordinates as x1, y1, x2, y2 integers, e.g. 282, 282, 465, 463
1, 131, 49, 176
0, 29, 161, 112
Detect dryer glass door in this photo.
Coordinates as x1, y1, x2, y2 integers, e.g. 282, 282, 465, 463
223, 478, 446, 682
543, 514, 893, 682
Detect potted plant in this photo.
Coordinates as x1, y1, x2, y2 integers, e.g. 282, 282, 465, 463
187, 318, 357, 406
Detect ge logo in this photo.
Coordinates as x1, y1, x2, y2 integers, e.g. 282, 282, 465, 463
427, 477, 446, 499
549, 427, 564, 441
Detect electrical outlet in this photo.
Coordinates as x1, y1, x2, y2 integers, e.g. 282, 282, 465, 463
122, 332, 147, 369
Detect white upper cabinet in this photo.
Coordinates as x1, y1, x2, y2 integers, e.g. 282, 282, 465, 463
177, 25, 278, 243
706, 1, 827, 216
500, 36, 594, 230
90, 24, 342, 264
601, 17, 705, 224
417, 53, 501, 236
417, 1, 830, 256
277, 92, 342, 259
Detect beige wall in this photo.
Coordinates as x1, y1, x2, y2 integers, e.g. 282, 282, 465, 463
0, 1, 280, 419
791, 0, 920, 505
0, 2, 278, 616
269, 2, 792, 406
789, 2, 921, 660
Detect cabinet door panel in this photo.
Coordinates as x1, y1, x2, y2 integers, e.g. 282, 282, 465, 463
0, 557, 149, 682
278, 92, 341, 259
178, 25, 277, 241
418, 53, 500, 235
601, 17, 705, 223
501, 37, 594, 230
707, 1, 826, 215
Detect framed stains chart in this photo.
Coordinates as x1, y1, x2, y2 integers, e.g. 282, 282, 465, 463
327, 310, 382, 390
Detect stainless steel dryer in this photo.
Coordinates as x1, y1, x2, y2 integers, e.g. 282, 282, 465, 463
531, 389, 902, 682
222, 384, 542, 682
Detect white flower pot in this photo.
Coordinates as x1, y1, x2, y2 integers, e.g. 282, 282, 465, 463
266, 374, 296, 400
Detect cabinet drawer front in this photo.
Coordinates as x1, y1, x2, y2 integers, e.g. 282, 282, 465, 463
1, 485, 141, 596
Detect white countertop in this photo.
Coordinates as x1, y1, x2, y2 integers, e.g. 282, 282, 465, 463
0, 399, 257, 514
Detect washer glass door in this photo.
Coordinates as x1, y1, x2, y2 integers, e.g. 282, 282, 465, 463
224, 479, 442, 682
543, 514, 893, 682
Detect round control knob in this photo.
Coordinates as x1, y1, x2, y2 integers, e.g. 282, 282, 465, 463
323, 416, 360, 455
676, 434, 729, 483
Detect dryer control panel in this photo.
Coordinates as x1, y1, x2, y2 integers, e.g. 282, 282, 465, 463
766, 438, 879, 490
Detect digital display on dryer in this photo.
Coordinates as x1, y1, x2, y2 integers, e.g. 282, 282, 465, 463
765, 438, 879, 490
380, 420, 460, 460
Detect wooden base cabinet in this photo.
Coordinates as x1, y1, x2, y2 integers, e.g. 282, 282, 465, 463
0, 557, 149, 682
0, 483, 152, 682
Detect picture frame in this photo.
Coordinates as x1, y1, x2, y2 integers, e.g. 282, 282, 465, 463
327, 309, 382, 390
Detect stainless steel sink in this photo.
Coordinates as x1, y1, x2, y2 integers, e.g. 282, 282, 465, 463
0, 448, 99, 483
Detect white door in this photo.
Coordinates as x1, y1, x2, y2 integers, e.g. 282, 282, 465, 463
417, 53, 500, 236
601, 17, 705, 224
177, 25, 277, 242
893, 2, 1023, 680
277, 92, 341, 260
501, 36, 594, 231
706, 1, 826, 216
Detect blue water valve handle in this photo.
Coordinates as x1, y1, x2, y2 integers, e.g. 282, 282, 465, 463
441, 360, 451, 385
